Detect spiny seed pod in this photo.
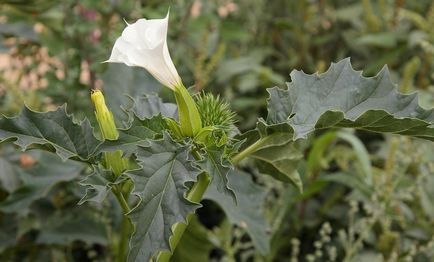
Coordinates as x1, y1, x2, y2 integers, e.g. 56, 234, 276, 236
195, 92, 236, 131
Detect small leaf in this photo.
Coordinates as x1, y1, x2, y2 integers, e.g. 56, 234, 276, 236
266, 58, 434, 141
78, 166, 127, 205
199, 146, 236, 203
239, 131, 303, 191
0, 105, 101, 161
252, 133, 303, 191
126, 134, 201, 262
98, 114, 168, 156
204, 170, 271, 254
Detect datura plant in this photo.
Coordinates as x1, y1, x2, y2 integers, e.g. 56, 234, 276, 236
2, 12, 434, 262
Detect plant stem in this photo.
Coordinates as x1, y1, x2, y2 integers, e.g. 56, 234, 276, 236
112, 185, 132, 262
113, 185, 130, 214
156, 172, 210, 262
118, 213, 131, 262
231, 136, 271, 164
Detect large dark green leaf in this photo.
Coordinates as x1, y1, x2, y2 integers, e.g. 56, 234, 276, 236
204, 170, 271, 254
126, 134, 201, 262
0, 105, 101, 161
36, 206, 108, 245
266, 58, 434, 141
126, 95, 177, 121
0, 152, 83, 214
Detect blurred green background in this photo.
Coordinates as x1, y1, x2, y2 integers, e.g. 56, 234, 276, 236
0, 0, 433, 261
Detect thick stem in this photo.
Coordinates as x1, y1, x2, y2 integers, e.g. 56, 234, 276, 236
231, 136, 271, 164
112, 185, 131, 262
156, 172, 210, 262
118, 214, 131, 262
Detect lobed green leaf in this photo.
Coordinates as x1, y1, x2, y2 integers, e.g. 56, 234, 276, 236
125, 134, 201, 262
0, 105, 101, 161
198, 146, 236, 203
239, 130, 303, 190
266, 58, 434, 141
78, 166, 127, 205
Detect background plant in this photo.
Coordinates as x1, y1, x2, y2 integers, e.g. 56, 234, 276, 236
1, 0, 434, 261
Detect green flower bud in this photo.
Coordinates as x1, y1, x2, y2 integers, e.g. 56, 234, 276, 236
91, 90, 127, 176
91, 90, 119, 140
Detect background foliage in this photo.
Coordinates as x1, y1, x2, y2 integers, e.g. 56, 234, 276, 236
0, 0, 433, 261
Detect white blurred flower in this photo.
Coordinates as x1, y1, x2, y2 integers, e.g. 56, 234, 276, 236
106, 13, 181, 90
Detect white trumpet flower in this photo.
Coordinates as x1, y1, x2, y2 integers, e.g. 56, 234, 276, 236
106, 13, 181, 90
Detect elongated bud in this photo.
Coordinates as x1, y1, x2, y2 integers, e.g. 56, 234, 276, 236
91, 90, 126, 176
91, 90, 119, 140
174, 84, 202, 137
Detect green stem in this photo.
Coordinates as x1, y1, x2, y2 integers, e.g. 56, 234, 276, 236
231, 136, 271, 164
113, 185, 131, 214
156, 172, 210, 262
118, 213, 132, 262
112, 185, 132, 262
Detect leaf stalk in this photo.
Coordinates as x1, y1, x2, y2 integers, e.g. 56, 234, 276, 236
231, 136, 272, 164
112, 185, 132, 262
